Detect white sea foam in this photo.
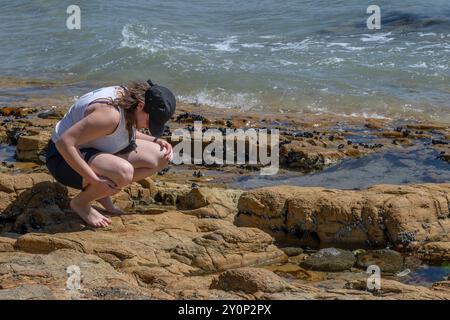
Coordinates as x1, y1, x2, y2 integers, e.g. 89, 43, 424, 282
402, 104, 424, 113
120, 24, 202, 54
326, 42, 365, 51
259, 35, 278, 39
211, 36, 239, 52
349, 112, 391, 120
360, 32, 394, 43
305, 105, 328, 113
240, 43, 265, 49
418, 32, 437, 37
120, 24, 157, 53
270, 38, 311, 52
279, 59, 298, 66
409, 62, 428, 68
317, 57, 344, 66
178, 90, 258, 111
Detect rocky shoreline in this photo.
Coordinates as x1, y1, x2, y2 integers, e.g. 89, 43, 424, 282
0, 103, 449, 300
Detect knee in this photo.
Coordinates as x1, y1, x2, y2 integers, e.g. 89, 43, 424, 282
115, 161, 134, 187
142, 153, 169, 171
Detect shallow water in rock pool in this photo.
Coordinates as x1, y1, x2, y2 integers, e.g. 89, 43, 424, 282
0, 144, 15, 163
399, 264, 450, 286
233, 145, 450, 190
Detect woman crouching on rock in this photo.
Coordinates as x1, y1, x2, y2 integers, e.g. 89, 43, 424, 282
45, 80, 176, 228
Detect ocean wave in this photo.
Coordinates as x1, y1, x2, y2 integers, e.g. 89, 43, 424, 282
305, 105, 328, 113
402, 104, 424, 113
120, 24, 157, 53
279, 59, 298, 66
326, 42, 365, 51
382, 11, 450, 30
270, 38, 311, 52
177, 90, 259, 111
240, 43, 265, 49
120, 24, 202, 54
360, 33, 394, 43
316, 57, 345, 66
409, 62, 428, 68
349, 112, 392, 120
259, 35, 279, 39
211, 36, 239, 52
418, 32, 437, 37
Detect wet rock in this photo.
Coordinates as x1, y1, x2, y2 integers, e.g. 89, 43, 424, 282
16, 132, 50, 162
177, 187, 242, 220
435, 144, 450, 163
171, 225, 287, 271
356, 249, 404, 274
0, 107, 32, 117
393, 138, 414, 146
279, 135, 371, 172
0, 174, 15, 193
110, 191, 134, 211
288, 253, 309, 265
381, 131, 405, 138
365, 119, 387, 130
0, 104, 450, 299
265, 263, 326, 282
37, 108, 64, 119
0, 176, 285, 276
211, 267, 293, 294
175, 112, 209, 124
406, 123, 448, 131
299, 248, 356, 272
0, 249, 153, 299
432, 139, 449, 145
280, 141, 346, 171
0, 107, 15, 117
158, 166, 170, 175
280, 247, 304, 257
192, 170, 204, 178
136, 177, 158, 197
0, 237, 15, 252
417, 242, 450, 262
236, 186, 296, 238
0, 173, 68, 216
346, 278, 450, 299
236, 184, 450, 248
152, 182, 190, 206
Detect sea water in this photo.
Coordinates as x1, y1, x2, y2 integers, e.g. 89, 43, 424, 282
0, 0, 449, 121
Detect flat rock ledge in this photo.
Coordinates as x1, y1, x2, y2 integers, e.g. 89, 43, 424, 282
236, 184, 450, 258
0, 173, 449, 299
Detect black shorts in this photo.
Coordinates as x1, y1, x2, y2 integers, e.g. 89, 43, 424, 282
45, 139, 102, 190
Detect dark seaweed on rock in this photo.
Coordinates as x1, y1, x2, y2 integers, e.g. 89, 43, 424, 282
175, 112, 208, 123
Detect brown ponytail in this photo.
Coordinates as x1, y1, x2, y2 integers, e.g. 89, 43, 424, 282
114, 80, 150, 139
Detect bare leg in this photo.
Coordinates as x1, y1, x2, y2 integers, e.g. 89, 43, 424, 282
70, 183, 113, 228
97, 196, 124, 214
117, 139, 169, 182
70, 153, 134, 228
72, 140, 167, 226
132, 167, 159, 182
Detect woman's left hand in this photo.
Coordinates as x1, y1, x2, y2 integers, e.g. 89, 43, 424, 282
155, 138, 173, 162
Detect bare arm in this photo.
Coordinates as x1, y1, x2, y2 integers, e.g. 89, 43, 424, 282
55, 106, 120, 185
136, 130, 173, 161
136, 130, 156, 142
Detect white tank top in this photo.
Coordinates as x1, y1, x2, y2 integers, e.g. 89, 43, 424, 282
51, 86, 135, 154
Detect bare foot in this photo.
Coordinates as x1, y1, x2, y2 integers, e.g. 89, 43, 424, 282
70, 198, 112, 228
97, 197, 124, 215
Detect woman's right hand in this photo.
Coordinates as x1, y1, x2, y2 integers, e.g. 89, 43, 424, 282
86, 175, 121, 195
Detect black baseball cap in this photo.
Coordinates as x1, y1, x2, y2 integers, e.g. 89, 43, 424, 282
144, 79, 176, 137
